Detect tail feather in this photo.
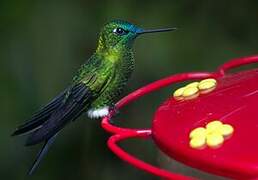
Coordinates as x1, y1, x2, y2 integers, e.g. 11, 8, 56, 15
25, 84, 91, 146
28, 134, 58, 175
12, 83, 92, 175
12, 90, 67, 136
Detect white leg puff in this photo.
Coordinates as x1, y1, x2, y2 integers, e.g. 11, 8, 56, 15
87, 106, 109, 119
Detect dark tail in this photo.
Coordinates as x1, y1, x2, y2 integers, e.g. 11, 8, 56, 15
28, 134, 58, 175
25, 84, 91, 145
12, 83, 91, 145
12, 90, 67, 136
12, 83, 92, 174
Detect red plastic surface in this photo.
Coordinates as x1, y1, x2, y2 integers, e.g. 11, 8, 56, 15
153, 69, 258, 179
101, 55, 258, 179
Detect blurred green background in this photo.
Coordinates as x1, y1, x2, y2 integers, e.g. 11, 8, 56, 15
1, 0, 257, 179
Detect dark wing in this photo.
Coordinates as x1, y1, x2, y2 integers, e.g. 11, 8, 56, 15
25, 83, 92, 146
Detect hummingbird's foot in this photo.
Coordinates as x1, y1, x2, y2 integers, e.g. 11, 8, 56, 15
107, 105, 119, 125
109, 105, 119, 116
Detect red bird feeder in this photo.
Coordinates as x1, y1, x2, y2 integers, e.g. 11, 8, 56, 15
101, 55, 258, 180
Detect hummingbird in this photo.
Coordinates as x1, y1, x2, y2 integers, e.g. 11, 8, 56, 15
12, 19, 176, 175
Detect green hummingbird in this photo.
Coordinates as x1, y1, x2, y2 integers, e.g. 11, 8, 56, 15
12, 19, 176, 175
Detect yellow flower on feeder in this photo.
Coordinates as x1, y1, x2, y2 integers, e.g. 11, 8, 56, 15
189, 120, 234, 149
173, 78, 217, 100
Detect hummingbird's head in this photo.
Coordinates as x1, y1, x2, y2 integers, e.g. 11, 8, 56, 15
96, 20, 176, 51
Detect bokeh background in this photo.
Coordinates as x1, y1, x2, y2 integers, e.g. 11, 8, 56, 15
1, 0, 258, 179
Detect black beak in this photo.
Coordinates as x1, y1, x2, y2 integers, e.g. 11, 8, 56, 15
137, 27, 177, 35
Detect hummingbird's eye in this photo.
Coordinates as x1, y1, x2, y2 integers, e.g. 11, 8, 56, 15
113, 27, 129, 36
